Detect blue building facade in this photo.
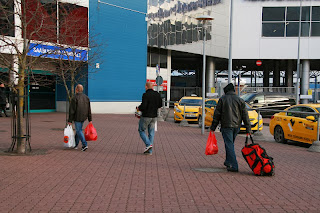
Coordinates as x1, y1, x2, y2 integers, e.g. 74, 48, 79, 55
88, 0, 148, 113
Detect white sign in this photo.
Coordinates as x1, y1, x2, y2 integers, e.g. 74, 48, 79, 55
206, 93, 218, 97
300, 95, 312, 99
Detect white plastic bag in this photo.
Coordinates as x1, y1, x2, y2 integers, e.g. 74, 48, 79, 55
63, 125, 75, 148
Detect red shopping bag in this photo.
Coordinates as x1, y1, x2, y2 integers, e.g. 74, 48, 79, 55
85, 123, 98, 141
205, 131, 218, 155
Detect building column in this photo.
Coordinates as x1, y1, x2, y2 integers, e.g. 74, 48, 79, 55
206, 56, 215, 95
263, 61, 270, 88
286, 60, 294, 93
273, 60, 280, 89
166, 50, 171, 107
300, 60, 310, 104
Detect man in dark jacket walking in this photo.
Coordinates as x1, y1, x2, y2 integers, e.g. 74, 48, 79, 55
137, 82, 162, 155
68, 84, 92, 151
210, 83, 251, 172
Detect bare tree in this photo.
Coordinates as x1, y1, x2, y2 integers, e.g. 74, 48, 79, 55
0, 0, 97, 154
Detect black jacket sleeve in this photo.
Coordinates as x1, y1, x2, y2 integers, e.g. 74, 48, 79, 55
138, 93, 147, 111
88, 100, 92, 122
68, 97, 76, 123
241, 101, 251, 133
210, 99, 222, 131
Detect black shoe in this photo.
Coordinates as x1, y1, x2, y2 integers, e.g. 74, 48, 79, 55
81, 146, 88, 151
224, 162, 231, 168
227, 167, 238, 172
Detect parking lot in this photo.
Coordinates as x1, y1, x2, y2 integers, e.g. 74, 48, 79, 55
0, 112, 319, 212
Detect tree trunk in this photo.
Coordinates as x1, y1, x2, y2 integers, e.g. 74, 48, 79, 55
16, 71, 25, 154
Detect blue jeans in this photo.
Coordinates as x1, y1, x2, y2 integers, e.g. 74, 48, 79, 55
75, 121, 87, 148
138, 117, 156, 153
221, 128, 240, 170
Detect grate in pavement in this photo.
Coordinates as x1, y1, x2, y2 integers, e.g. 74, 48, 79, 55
42, 121, 54, 122
0, 130, 7, 132
192, 168, 227, 173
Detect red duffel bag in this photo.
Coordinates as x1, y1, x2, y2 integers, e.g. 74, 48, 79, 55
242, 134, 274, 176
85, 123, 98, 141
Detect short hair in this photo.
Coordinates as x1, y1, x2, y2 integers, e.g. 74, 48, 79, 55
76, 84, 84, 92
145, 82, 153, 89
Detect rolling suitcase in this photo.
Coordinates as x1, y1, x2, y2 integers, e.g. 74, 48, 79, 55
242, 134, 275, 176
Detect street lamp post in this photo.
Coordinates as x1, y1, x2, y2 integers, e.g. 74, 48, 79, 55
196, 15, 214, 135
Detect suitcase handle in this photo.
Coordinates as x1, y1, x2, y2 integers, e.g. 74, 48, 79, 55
245, 134, 254, 145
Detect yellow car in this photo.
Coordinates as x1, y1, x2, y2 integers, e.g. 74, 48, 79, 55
269, 104, 320, 144
198, 98, 219, 128
174, 96, 202, 123
199, 101, 263, 132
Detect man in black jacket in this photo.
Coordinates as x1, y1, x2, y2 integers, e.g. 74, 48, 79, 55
68, 84, 92, 151
210, 83, 251, 172
137, 82, 162, 155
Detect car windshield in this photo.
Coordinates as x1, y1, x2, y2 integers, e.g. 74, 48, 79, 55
180, 98, 202, 106
241, 93, 256, 102
246, 103, 253, 111
316, 108, 320, 113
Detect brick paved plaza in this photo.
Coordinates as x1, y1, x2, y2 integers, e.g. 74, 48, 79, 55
0, 113, 320, 212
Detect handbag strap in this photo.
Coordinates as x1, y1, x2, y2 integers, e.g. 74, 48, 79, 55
245, 134, 254, 145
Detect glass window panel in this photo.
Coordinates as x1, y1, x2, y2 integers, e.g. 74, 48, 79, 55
312, 6, 320, 21
286, 22, 298, 37
302, 7, 310, 21
176, 31, 181, 44
151, 52, 159, 67
287, 7, 300, 21
262, 23, 285, 37
171, 23, 175, 33
160, 53, 167, 68
262, 7, 285, 21
192, 27, 198, 42
158, 33, 163, 46
311, 22, 320, 36
187, 30, 192, 43
169, 32, 175, 45
301, 22, 310, 37
176, 21, 181, 31
182, 30, 186, 44
147, 52, 150, 66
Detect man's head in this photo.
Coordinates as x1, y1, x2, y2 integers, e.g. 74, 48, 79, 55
223, 83, 235, 94
0, 83, 4, 88
75, 84, 84, 93
145, 82, 153, 90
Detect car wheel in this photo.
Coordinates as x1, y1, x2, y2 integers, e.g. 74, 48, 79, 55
198, 116, 202, 128
174, 119, 180, 123
274, 126, 286, 143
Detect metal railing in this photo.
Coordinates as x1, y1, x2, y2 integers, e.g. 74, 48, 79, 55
242, 87, 296, 94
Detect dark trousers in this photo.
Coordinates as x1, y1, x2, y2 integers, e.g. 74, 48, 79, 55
221, 128, 240, 170
0, 104, 7, 117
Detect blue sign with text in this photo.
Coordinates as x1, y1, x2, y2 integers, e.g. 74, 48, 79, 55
28, 43, 88, 61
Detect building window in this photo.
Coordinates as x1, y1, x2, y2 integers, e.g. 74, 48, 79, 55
262, 6, 320, 37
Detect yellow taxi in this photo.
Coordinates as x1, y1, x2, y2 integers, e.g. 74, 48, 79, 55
198, 98, 219, 127
269, 104, 320, 144
198, 100, 263, 132
174, 96, 202, 123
